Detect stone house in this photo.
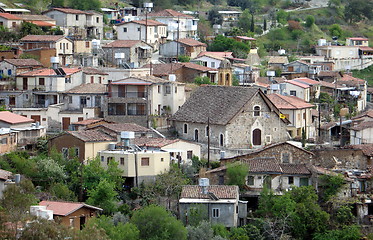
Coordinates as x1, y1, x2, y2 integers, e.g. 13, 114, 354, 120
179, 185, 244, 227
102, 40, 152, 68
171, 86, 290, 159
73, 40, 98, 67
0, 169, 12, 199
0, 59, 43, 78
39, 201, 102, 229
82, 67, 108, 84
20, 35, 73, 66
116, 20, 167, 50
350, 110, 373, 145
267, 94, 316, 139
145, 9, 198, 40
0, 128, 17, 154
104, 76, 185, 128
43, 8, 103, 39
267, 56, 289, 70
159, 38, 207, 60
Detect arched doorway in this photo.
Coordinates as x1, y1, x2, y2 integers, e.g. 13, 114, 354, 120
252, 129, 261, 146
194, 129, 199, 142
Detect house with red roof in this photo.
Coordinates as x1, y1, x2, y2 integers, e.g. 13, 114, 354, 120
0, 13, 22, 29
193, 51, 233, 69
0, 59, 43, 78
144, 9, 198, 40
116, 20, 167, 49
159, 38, 207, 59
283, 79, 311, 102
38, 201, 102, 229
267, 94, 316, 139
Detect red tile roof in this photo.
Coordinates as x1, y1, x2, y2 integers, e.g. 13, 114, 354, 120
0, 169, 12, 181
143, 63, 183, 76
46, 8, 87, 14
71, 118, 106, 126
352, 110, 373, 120
28, 20, 55, 27
292, 77, 320, 85
180, 185, 239, 199
197, 51, 233, 59
0, 111, 34, 125
65, 83, 106, 94
67, 130, 116, 142
147, 9, 193, 18
350, 121, 373, 131
121, 19, 166, 26
134, 137, 179, 148
4, 59, 43, 67
286, 80, 310, 89
181, 62, 214, 72
338, 74, 365, 87
176, 38, 206, 47
0, 13, 21, 20
88, 123, 151, 133
20, 35, 65, 42
18, 68, 81, 77
267, 94, 314, 109
39, 201, 102, 216
102, 40, 142, 48
350, 144, 373, 157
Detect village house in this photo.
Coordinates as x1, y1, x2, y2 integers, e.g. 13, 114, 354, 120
87, 122, 155, 139
82, 67, 108, 84
0, 13, 21, 29
15, 14, 56, 28
179, 184, 244, 227
102, 40, 153, 68
116, 19, 167, 50
159, 38, 207, 60
336, 73, 367, 112
233, 63, 260, 85
218, 10, 242, 30
0, 128, 17, 154
283, 79, 311, 102
43, 8, 103, 39
73, 40, 98, 67
350, 110, 373, 145
38, 201, 102, 229
20, 35, 73, 66
70, 118, 109, 131
0, 169, 12, 199
104, 75, 185, 128
267, 56, 289, 70
282, 60, 321, 79
193, 51, 233, 69
171, 86, 290, 160
145, 9, 198, 40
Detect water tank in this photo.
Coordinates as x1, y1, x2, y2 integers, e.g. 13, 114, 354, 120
318, 38, 327, 46
108, 143, 116, 150
169, 74, 176, 81
266, 71, 275, 77
278, 49, 286, 55
121, 131, 135, 139
30, 205, 46, 217
50, 57, 59, 64
14, 174, 21, 184
143, 2, 153, 8
39, 209, 53, 220
199, 178, 210, 187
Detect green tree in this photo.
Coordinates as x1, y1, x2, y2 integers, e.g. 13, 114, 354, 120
51, 0, 65, 7
319, 174, 345, 202
87, 179, 118, 215
20, 22, 44, 37
344, 0, 373, 23
35, 157, 67, 187
178, 55, 190, 62
276, 10, 289, 25
194, 76, 216, 85
313, 225, 361, 240
49, 182, 77, 201
208, 9, 223, 25
130, 205, 187, 240
187, 221, 214, 240
329, 24, 344, 38
305, 15, 315, 27
68, 0, 101, 11
226, 162, 249, 189
212, 224, 230, 239
238, 10, 251, 33
19, 219, 72, 240
88, 216, 139, 240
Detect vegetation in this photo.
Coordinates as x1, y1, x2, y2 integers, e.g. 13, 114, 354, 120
194, 76, 216, 85
226, 162, 249, 189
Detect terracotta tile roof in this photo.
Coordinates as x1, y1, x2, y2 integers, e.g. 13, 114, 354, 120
111, 75, 170, 85
134, 137, 179, 148
267, 94, 314, 109
67, 130, 116, 142
286, 80, 310, 89
171, 86, 259, 125
65, 83, 106, 94
15, 14, 55, 21
3, 59, 42, 67
18, 68, 81, 77
180, 62, 214, 72
0, 111, 34, 125
197, 51, 233, 59
348, 37, 369, 41
0, 169, 12, 181
102, 40, 142, 48
338, 74, 365, 87
144, 63, 183, 76
280, 163, 311, 175
292, 77, 320, 86
320, 121, 337, 130
71, 118, 106, 125
119, 19, 166, 26
82, 67, 108, 75
27, 21, 55, 27
176, 38, 207, 47
350, 144, 373, 157
20, 35, 65, 42
180, 185, 239, 199
319, 80, 343, 88
46, 8, 87, 14
350, 121, 373, 131
89, 123, 151, 133
352, 110, 373, 120
359, 46, 373, 51
147, 9, 193, 18
0, 13, 21, 20
268, 56, 288, 64
39, 201, 102, 216
317, 71, 342, 78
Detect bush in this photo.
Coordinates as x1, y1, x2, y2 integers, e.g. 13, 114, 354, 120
305, 15, 315, 27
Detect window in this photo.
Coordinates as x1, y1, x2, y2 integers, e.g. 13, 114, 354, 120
78, 117, 83, 122
9, 96, 15, 106
98, 77, 102, 84
220, 134, 224, 146
175, 86, 177, 93
254, 106, 260, 116
205, 126, 209, 137
86, 41, 90, 48
247, 176, 254, 185
288, 176, 294, 185
282, 152, 290, 163
183, 123, 188, 134
303, 112, 306, 120
7, 69, 11, 75
187, 150, 193, 159
211, 62, 215, 68
96, 17, 99, 23
212, 208, 220, 218
39, 78, 45, 86
60, 43, 62, 49
65, 77, 71, 83
76, 15, 79, 21
107, 156, 113, 165
300, 178, 309, 186
74, 147, 79, 158
265, 135, 271, 144
137, 27, 141, 31
120, 157, 125, 165
68, 96, 72, 104
158, 85, 161, 93
90, 76, 94, 83
290, 90, 296, 96
141, 157, 149, 166
165, 86, 171, 94
80, 97, 87, 106
66, 43, 68, 50
101, 156, 104, 162
70, 218, 75, 227
62, 148, 68, 159
123, 27, 127, 32
194, 129, 199, 142
161, 158, 164, 162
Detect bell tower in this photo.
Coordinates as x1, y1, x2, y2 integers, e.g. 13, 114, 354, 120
218, 59, 233, 86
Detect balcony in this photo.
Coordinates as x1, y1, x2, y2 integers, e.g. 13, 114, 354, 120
110, 91, 147, 98
127, 109, 146, 115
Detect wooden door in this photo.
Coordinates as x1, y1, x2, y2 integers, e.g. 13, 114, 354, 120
23, 78, 28, 90
62, 117, 70, 130
138, 85, 145, 98
252, 129, 261, 146
118, 85, 126, 97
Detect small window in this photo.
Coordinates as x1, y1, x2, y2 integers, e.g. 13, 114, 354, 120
62, 148, 68, 159
282, 152, 290, 163
120, 157, 125, 165
211, 62, 215, 68
161, 158, 164, 162
220, 134, 224, 147
183, 123, 188, 134
300, 178, 309, 186
76, 15, 79, 21
187, 151, 193, 159
165, 86, 171, 94
123, 27, 127, 32
70, 218, 75, 227
68, 96, 72, 104
39, 78, 45, 86
107, 156, 113, 165
86, 41, 90, 48
158, 85, 161, 93
141, 157, 149, 166
247, 176, 254, 185
254, 106, 260, 116
265, 135, 271, 144
101, 156, 104, 162
212, 208, 220, 218
137, 27, 141, 31
175, 86, 177, 93
290, 90, 296, 96
288, 176, 294, 185
65, 78, 71, 83
96, 17, 99, 23
205, 125, 209, 137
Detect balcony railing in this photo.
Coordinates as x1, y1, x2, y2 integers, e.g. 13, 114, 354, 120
110, 91, 147, 98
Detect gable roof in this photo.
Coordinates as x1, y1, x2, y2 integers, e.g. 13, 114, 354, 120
88, 123, 151, 133
144, 62, 214, 76
102, 40, 142, 48
39, 201, 102, 216
15, 14, 55, 21
267, 94, 314, 109
176, 38, 207, 47
64, 83, 106, 94
18, 68, 82, 77
292, 77, 320, 86
180, 185, 239, 199
0, 13, 21, 20
44, 8, 87, 14
0, 169, 12, 181
71, 118, 106, 126
111, 75, 170, 85
117, 19, 166, 26
67, 130, 116, 142
338, 74, 365, 87
350, 121, 373, 131
3, 59, 43, 67
134, 137, 180, 148
0, 111, 34, 125
197, 51, 233, 59
20, 35, 66, 42
82, 67, 108, 75
286, 80, 310, 89
268, 56, 288, 64
147, 9, 193, 19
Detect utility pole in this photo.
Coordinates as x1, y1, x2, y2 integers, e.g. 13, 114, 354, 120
176, 15, 180, 61
207, 116, 210, 169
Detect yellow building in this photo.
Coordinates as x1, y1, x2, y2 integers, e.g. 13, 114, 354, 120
218, 59, 233, 86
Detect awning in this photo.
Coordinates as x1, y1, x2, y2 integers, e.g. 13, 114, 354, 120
139, 46, 152, 50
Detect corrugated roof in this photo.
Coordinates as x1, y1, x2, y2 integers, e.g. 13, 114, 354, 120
197, 51, 233, 59
0, 111, 34, 125
39, 201, 102, 216
180, 185, 239, 199
267, 94, 314, 110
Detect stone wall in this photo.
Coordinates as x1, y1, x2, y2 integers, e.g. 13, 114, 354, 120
312, 148, 369, 169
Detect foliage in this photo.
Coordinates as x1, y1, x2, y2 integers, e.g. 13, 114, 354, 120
178, 55, 190, 62
352, 64, 373, 85
226, 162, 249, 189
74, 222, 109, 240
187, 204, 208, 227
197, 18, 213, 42
88, 216, 139, 240
68, 0, 101, 11
19, 22, 44, 37
87, 179, 118, 215
319, 92, 334, 104
208, 35, 250, 58
19, 53, 40, 60
194, 76, 216, 85
130, 205, 187, 240
49, 182, 77, 201
208, 9, 223, 25
212, 224, 230, 239
35, 157, 67, 187
19, 219, 72, 240
187, 220, 214, 240
329, 24, 344, 39
238, 10, 252, 33
344, 0, 373, 23
51, 0, 65, 7
276, 10, 289, 25
301, 128, 306, 147
313, 225, 361, 240
335, 205, 354, 227
305, 15, 315, 27
319, 174, 345, 202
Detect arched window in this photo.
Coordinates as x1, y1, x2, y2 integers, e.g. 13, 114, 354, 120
194, 129, 199, 142
183, 123, 188, 134
220, 134, 224, 146
205, 125, 209, 137
225, 73, 230, 85
254, 106, 261, 116
252, 128, 261, 146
